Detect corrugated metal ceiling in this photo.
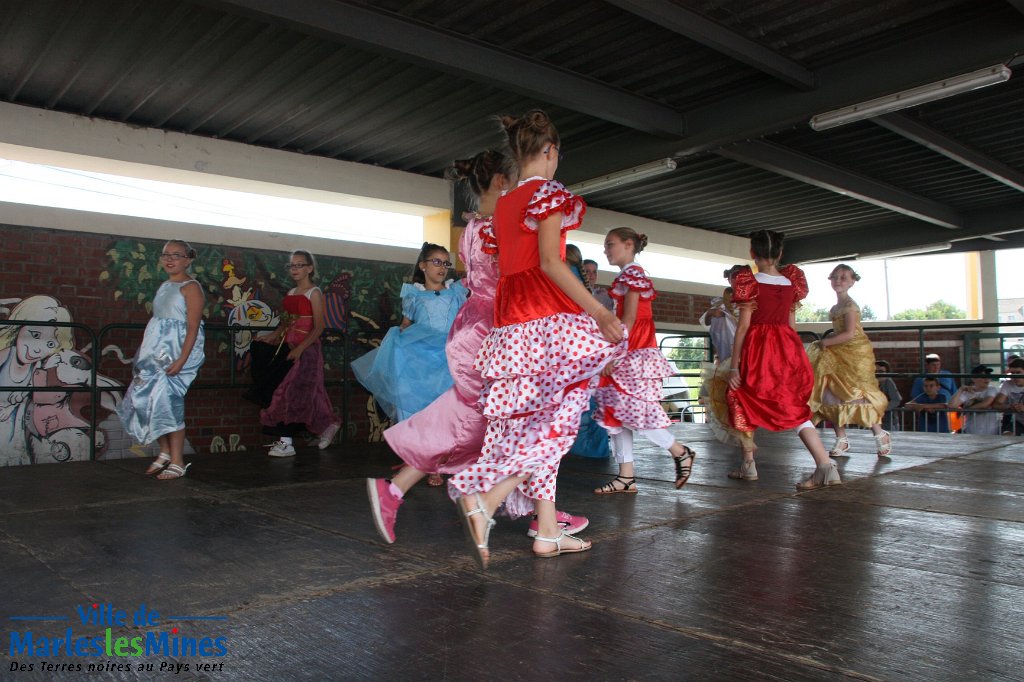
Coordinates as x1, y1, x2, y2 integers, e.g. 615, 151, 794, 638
0, 0, 1022, 260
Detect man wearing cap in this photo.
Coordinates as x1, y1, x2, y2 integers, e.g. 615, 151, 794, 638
910, 353, 957, 398
948, 365, 1000, 435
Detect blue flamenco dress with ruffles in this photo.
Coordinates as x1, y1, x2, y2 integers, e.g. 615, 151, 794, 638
117, 280, 206, 444
352, 280, 467, 422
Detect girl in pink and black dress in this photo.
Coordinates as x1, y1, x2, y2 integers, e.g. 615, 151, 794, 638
727, 230, 840, 490
259, 250, 340, 457
449, 110, 625, 569
593, 227, 697, 494
366, 149, 591, 545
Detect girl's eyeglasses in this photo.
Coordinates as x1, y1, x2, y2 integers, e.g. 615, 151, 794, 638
286, 263, 311, 270
424, 258, 452, 268
160, 252, 188, 261
545, 145, 564, 161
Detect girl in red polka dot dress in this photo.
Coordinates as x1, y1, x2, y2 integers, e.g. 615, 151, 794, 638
449, 110, 626, 569
593, 227, 697, 494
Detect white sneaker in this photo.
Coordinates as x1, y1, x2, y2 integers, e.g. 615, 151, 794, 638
267, 440, 296, 457
318, 422, 341, 450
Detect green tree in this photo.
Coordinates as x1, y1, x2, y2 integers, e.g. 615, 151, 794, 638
891, 300, 966, 321
861, 305, 877, 321
795, 306, 831, 322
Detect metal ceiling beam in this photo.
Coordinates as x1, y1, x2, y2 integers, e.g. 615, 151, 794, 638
784, 202, 1024, 263
873, 113, 1024, 193
604, 0, 815, 90
559, 13, 1024, 183
200, 0, 684, 136
715, 140, 963, 229
1009, 0, 1024, 17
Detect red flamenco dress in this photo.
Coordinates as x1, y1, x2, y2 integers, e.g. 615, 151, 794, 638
728, 265, 814, 433
594, 264, 674, 432
448, 178, 626, 518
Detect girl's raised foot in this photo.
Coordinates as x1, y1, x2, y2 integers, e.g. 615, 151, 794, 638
672, 446, 697, 488
795, 461, 841, 491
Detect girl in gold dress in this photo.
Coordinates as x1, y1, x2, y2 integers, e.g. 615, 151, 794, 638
807, 264, 892, 458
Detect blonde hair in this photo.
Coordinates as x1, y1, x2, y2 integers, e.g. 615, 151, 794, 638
0, 296, 74, 353
829, 263, 861, 281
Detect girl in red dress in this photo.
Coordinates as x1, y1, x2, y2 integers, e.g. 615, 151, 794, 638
449, 110, 625, 569
258, 250, 341, 457
727, 230, 841, 490
593, 227, 697, 494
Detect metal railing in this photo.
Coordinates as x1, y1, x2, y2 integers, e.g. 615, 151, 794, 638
1, 318, 374, 461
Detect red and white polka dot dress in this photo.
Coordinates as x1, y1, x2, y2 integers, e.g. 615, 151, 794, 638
594, 264, 674, 433
448, 178, 626, 518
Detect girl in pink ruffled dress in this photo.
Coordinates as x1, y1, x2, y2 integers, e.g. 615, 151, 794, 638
449, 111, 625, 569
367, 150, 589, 545
593, 227, 697, 494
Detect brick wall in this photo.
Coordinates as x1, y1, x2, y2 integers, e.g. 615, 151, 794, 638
0, 224, 408, 465
0, 223, 709, 466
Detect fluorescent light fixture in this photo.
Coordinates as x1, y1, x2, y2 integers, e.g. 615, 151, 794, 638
858, 242, 952, 260
810, 64, 1011, 131
567, 158, 677, 195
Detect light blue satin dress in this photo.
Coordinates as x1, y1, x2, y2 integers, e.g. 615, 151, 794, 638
352, 281, 467, 422
117, 280, 205, 444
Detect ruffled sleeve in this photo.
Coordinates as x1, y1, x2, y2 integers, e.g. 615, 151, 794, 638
521, 180, 587, 234
780, 264, 808, 303
729, 266, 758, 303
475, 215, 498, 255
610, 264, 656, 300
399, 282, 419, 319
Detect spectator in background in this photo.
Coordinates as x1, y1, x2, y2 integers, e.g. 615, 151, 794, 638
993, 357, 1024, 435
948, 365, 1000, 435
699, 286, 738, 362
907, 375, 951, 433
875, 359, 902, 431
583, 258, 616, 312
910, 353, 957, 397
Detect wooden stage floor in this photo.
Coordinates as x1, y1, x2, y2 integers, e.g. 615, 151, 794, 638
2, 425, 1022, 680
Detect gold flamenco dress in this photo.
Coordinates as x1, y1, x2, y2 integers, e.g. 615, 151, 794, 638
807, 299, 888, 427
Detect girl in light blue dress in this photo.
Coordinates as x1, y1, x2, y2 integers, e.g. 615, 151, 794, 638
352, 242, 467, 424
117, 240, 206, 480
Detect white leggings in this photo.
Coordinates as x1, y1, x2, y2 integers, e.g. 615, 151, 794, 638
794, 420, 814, 434
612, 428, 677, 464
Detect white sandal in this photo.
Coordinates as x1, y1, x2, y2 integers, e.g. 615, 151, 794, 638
145, 453, 171, 476
875, 430, 893, 457
829, 437, 851, 458
533, 531, 592, 558
457, 494, 495, 570
157, 463, 191, 480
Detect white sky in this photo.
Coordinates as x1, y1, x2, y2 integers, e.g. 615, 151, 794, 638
3, 156, 1021, 318
0, 158, 424, 248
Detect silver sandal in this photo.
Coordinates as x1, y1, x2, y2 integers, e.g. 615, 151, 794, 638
457, 493, 495, 570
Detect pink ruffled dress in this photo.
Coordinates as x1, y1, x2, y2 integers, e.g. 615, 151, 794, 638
382, 214, 497, 472
448, 178, 626, 518
594, 264, 674, 432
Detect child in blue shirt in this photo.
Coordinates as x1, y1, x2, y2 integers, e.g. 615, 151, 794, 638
907, 376, 952, 432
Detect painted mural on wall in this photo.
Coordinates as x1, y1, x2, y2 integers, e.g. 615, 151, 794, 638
0, 295, 123, 466
102, 238, 409, 447
0, 235, 415, 465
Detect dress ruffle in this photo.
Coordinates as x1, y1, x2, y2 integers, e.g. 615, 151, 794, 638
477, 215, 498, 255
610, 264, 656, 300
521, 180, 586, 235
594, 348, 674, 432
701, 359, 756, 448
475, 311, 625, 421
